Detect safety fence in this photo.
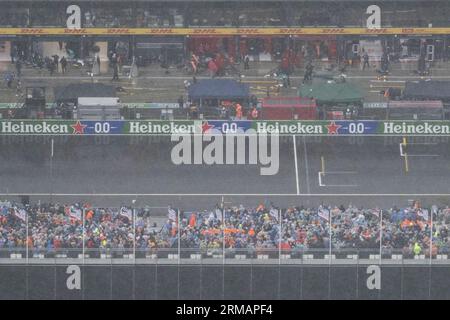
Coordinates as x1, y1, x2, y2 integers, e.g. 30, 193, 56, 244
1, 204, 448, 263
1, 248, 448, 264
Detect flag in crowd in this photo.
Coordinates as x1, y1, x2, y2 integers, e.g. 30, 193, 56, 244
168, 207, 177, 221
13, 207, 26, 221
120, 206, 133, 220
432, 205, 439, 215
269, 208, 279, 221
371, 209, 381, 219
417, 209, 429, 221
318, 206, 330, 221
65, 206, 82, 221
215, 208, 223, 221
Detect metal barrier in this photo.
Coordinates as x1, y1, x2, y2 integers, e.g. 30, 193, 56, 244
0, 248, 447, 265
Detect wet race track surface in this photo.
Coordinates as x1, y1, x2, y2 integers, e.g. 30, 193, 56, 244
1, 264, 450, 300
1, 135, 450, 209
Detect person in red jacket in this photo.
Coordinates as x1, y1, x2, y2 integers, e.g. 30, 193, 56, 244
207, 59, 218, 78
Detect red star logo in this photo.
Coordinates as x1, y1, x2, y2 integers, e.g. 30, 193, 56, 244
326, 121, 342, 135
71, 121, 87, 134
202, 121, 214, 133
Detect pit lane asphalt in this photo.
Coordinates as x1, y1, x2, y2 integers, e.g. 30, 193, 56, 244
4, 59, 450, 103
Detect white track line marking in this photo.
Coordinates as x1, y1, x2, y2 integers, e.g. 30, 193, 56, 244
400, 142, 440, 157
1, 193, 450, 196
317, 160, 358, 188
318, 172, 324, 187
293, 135, 300, 195
406, 154, 440, 157
400, 142, 405, 157
405, 142, 441, 157
303, 137, 311, 194
406, 143, 439, 145
322, 171, 358, 174
320, 184, 359, 187
317, 171, 358, 188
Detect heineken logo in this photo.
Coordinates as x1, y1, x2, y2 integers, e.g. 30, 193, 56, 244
256, 121, 324, 134
1, 120, 450, 136
1, 121, 69, 134
128, 121, 196, 134
383, 122, 450, 135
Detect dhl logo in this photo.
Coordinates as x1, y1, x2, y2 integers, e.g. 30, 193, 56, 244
191, 29, 218, 34
365, 28, 388, 34
149, 29, 175, 34
20, 28, 45, 34
401, 28, 429, 34
320, 28, 345, 34
106, 29, 131, 34
64, 28, 88, 34
236, 29, 260, 34
278, 28, 304, 34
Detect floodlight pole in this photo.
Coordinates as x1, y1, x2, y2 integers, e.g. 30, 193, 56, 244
379, 210, 383, 266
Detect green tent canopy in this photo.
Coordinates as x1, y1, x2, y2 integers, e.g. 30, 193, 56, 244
299, 82, 363, 105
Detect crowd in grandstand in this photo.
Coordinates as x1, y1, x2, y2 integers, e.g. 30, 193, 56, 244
1, 200, 450, 256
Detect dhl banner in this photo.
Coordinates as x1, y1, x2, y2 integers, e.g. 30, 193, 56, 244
1, 27, 450, 36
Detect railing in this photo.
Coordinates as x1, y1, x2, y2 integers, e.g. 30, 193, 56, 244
1, 247, 447, 264
1, 204, 447, 265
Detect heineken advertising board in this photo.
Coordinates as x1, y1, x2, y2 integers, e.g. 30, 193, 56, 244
1, 120, 450, 135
